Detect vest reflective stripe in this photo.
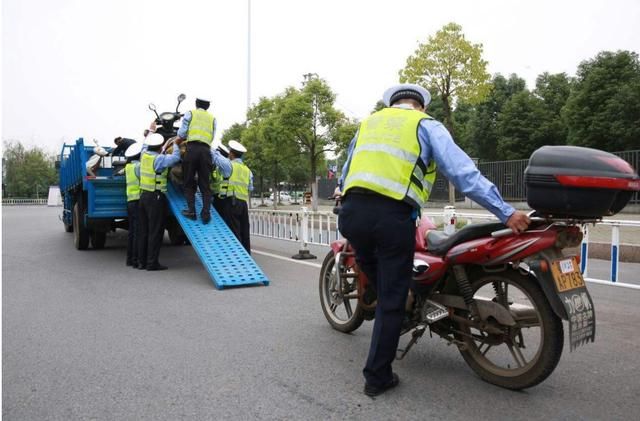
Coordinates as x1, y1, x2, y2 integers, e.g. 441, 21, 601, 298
352, 143, 419, 163
225, 161, 250, 202
186, 109, 214, 145
139, 152, 168, 193
344, 107, 437, 208
125, 162, 141, 201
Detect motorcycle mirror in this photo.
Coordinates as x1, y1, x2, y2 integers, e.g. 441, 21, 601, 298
148, 103, 157, 111
176, 93, 186, 112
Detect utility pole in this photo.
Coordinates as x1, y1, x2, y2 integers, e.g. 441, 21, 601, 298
302, 72, 319, 211
247, 0, 252, 111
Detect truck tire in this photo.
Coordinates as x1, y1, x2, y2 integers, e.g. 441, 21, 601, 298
64, 221, 74, 233
73, 202, 90, 250
90, 231, 107, 249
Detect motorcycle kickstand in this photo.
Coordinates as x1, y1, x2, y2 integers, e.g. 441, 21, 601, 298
396, 324, 427, 360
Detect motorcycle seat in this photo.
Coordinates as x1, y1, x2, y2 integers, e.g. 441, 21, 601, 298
426, 221, 507, 256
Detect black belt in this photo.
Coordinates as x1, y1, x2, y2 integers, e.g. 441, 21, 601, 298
346, 187, 380, 197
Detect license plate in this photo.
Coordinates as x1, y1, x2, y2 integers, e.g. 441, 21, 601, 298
551, 257, 585, 292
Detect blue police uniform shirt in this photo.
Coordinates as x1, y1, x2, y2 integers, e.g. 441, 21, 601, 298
211, 150, 254, 192
134, 146, 181, 178
339, 104, 515, 224
177, 109, 217, 140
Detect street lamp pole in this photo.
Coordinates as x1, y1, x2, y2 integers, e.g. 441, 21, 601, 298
247, 0, 252, 111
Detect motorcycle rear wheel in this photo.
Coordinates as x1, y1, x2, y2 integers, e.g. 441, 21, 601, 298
319, 251, 364, 333
456, 269, 564, 390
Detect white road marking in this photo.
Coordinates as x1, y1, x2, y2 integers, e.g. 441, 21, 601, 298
252, 249, 323, 268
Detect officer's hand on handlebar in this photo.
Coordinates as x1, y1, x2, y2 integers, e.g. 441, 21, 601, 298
506, 211, 531, 234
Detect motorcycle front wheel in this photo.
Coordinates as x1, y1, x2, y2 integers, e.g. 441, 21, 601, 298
456, 269, 564, 390
319, 251, 364, 333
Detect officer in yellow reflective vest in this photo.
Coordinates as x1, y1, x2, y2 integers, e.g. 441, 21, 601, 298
212, 140, 253, 253
338, 84, 531, 397
210, 143, 229, 217
124, 142, 143, 268
176, 97, 216, 224
136, 133, 181, 271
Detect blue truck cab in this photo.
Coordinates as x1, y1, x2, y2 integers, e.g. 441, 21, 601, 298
59, 137, 128, 249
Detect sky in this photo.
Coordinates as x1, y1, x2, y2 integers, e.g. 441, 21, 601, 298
2, 0, 640, 155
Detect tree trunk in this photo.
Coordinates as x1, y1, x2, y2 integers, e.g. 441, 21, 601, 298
441, 94, 455, 138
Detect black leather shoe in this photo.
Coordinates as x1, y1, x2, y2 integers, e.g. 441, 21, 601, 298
147, 264, 168, 271
137, 264, 147, 270
181, 210, 196, 220
126, 260, 133, 267
201, 213, 211, 224
364, 373, 399, 397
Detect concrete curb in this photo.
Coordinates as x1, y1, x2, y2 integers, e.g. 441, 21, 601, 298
566, 243, 640, 263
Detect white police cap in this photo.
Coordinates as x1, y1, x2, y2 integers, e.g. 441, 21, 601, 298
144, 133, 165, 147
228, 140, 247, 154
124, 142, 143, 158
218, 143, 230, 155
383, 83, 431, 107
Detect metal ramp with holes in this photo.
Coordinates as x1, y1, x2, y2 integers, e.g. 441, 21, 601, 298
166, 182, 269, 289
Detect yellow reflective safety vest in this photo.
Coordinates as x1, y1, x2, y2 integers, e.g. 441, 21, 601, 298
223, 161, 251, 202
139, 152, 168, 193
210, 167, 227, 196
125, 162, 141, 202
343, 107, 437, 209
186, 109, 214, 145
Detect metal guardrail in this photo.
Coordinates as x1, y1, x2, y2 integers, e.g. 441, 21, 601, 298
249, 207, 640, 289
2, 199, 48, 205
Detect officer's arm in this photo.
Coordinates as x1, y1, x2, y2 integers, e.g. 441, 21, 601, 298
337, 131, 358, 191
134, 162, 141, 178
154, 147, 181, 172
211, 149, 232, 178
212, 118, 217, 140
249, 170, 254, 192
177, 111, 191, 140
422, 121, 515, 224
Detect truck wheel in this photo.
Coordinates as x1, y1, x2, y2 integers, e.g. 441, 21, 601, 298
73, 202, 90, 250
90, 231, 107, 249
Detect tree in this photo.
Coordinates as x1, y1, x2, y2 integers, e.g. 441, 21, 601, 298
278, 77, 353, 208
465, 74, 527, 160
563, 50, 640, 151
399, 22, 491, 136
3, 141, 57, 198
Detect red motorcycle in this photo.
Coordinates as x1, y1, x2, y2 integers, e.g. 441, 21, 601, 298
319, 146, 640, 390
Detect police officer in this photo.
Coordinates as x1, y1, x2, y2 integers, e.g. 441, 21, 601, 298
112, 136, 136, 157
338, 83, 531, 396
124, 142, 143, 268
212, 140, 253, 253
177, 97, 216, 224
137, 133, 181, 271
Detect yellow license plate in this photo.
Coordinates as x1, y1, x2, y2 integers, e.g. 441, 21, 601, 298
551, 257, 585, 292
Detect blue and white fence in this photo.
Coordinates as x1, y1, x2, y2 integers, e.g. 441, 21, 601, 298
249, 207, 640, 289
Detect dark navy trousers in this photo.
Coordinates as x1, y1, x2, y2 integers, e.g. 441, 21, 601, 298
338, 192, 415, 389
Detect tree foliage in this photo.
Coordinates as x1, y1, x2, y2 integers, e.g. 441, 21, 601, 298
399, 22, 491, 135
3, 141, 57, 198
563, 50, 640, 151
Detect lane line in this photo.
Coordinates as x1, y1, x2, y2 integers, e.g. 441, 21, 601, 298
252, 249, 323, 268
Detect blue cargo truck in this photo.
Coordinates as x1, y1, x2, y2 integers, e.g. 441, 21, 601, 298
58, 137, 188, 249
59, 138, 129, 249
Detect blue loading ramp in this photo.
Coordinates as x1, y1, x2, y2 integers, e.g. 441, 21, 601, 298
166, 182, 269, 289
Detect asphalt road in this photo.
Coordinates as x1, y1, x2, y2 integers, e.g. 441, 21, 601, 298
3, 207, 640, 420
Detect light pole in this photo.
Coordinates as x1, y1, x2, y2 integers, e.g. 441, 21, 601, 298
247, 0, 252, 111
